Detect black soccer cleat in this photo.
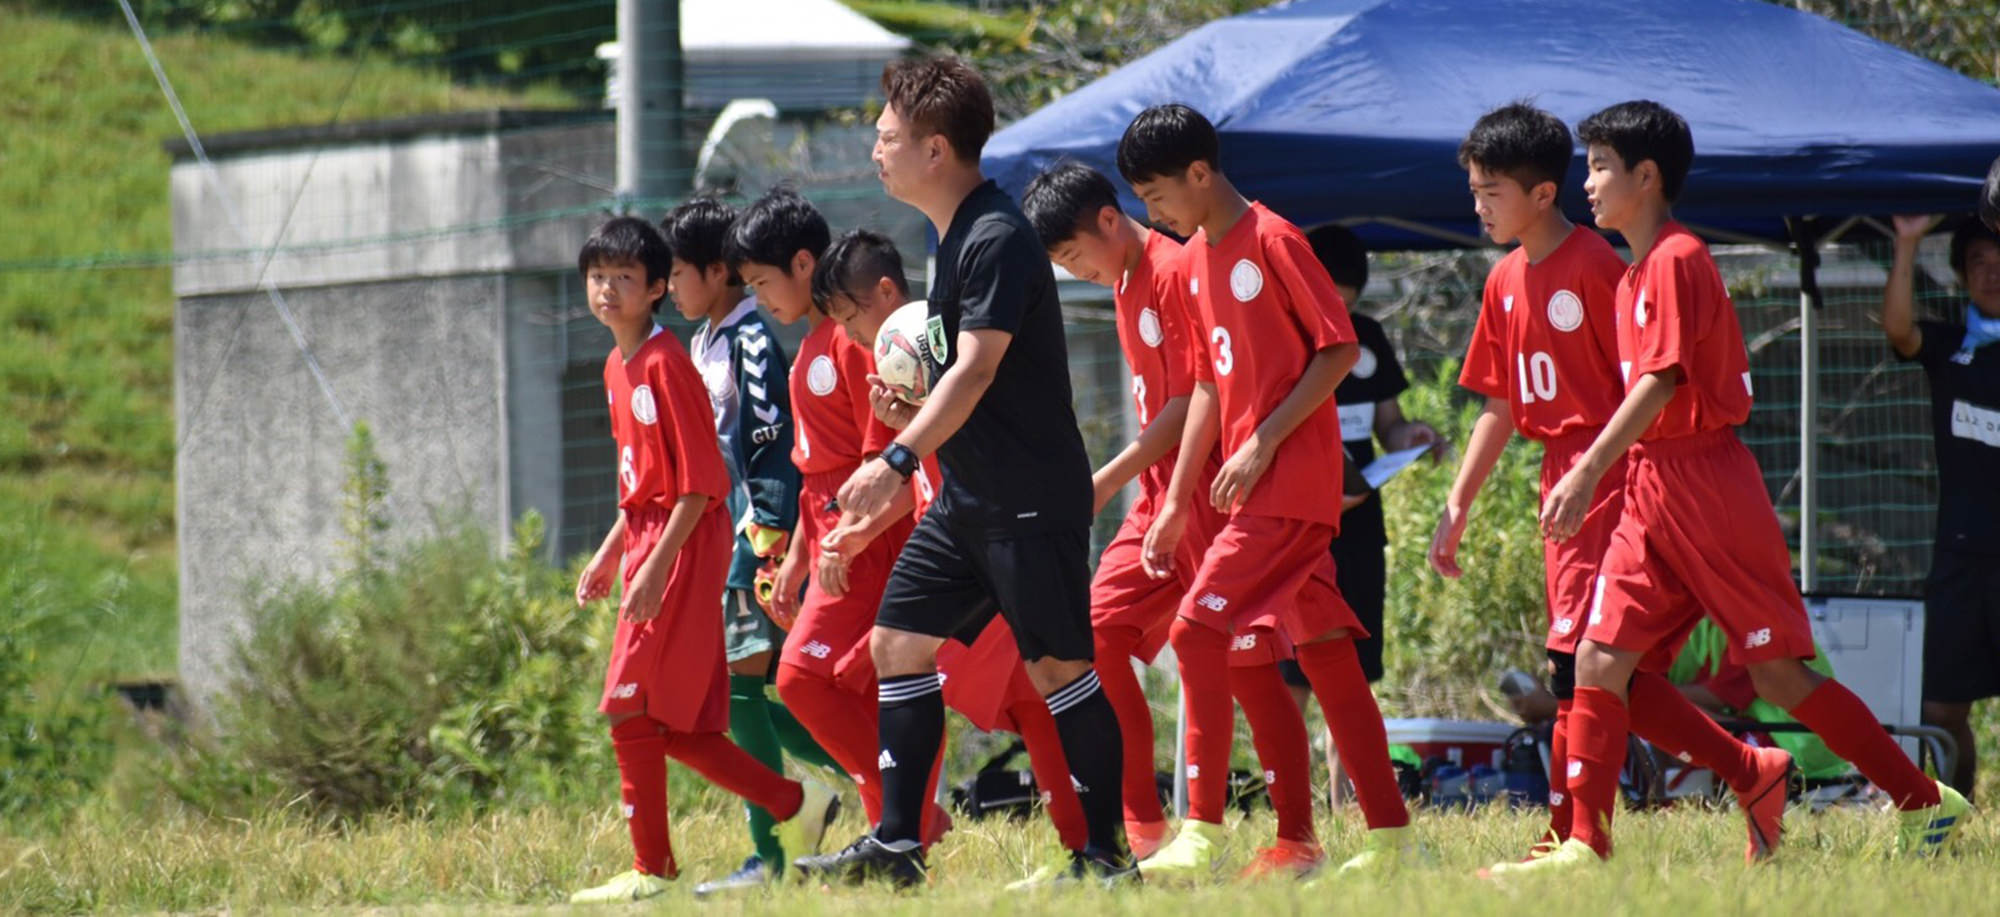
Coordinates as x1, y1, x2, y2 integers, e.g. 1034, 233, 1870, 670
1055, 844, 1141, 889
792, 834, 928, 889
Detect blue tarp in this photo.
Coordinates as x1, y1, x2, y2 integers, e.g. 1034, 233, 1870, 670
983, 0, 2000, 249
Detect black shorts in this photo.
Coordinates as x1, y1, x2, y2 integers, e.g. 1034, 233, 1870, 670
1922, 548, 2000, 703
875, 511, 1094, 663
1278, 534, 1387, 688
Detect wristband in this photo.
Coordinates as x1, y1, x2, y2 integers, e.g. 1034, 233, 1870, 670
879, 443, 919, 480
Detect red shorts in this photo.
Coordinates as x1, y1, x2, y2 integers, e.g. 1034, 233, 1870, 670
781, 471, 914, 692
1539, 428, 1629, 654
1180, 513, 1363, 649
938, 616, 1041, 733
1089, 481, 1225, 664
1584, 429, 1815, 666
601, 505, 733, 732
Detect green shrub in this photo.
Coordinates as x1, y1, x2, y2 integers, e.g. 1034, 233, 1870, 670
0, 520, 117, 828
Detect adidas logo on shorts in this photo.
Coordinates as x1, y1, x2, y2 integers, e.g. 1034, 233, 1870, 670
611, 682, 638, 699
1195, 593, 1229, 612
879, 750, 898, 770
1230, 632, 1259, 651
1744, 628, 1772, 649
802, 640, 833, 659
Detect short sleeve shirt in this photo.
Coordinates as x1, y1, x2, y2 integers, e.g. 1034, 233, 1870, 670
1460, 226, 1628, 441
927, 180, 1094, 534
1903, 318, 2000, 553
790, 318, 895, 476
1116, 230, 1201, 499
1335, 313, 1410, 466
1186, 203, 1357, 528
604, 328, 731, 515
1614, 222, 1753, 440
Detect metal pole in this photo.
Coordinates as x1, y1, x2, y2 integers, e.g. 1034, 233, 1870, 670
1796, 226, 1819, 593
617, 0, 683, 210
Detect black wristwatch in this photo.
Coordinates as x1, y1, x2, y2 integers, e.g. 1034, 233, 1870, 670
879, 442, 919, 480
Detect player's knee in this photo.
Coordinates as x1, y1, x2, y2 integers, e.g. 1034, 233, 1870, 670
1574, 640, 1636, 689
1025, 656, 1092, 697
1922, 701, 1973, 730
1746, 658, 1822, 709
870, 625, 941, 677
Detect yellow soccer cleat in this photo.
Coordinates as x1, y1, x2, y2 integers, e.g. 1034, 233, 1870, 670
1136, 819, 1226, 880
775, 779, 841, 861
1334, 825, 1426, 876
1479, 837, 1601, 879
1895, 781, 1971, 858
568, 869, 672, 904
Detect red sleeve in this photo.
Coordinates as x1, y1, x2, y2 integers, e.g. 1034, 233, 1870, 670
1458, 274, 1508, 400
1265, 230, 1356, 351
1631, 248, 1703, 380
655, 351, 728, 502
1156, 259, 1198, 399
843, 334, 896, 455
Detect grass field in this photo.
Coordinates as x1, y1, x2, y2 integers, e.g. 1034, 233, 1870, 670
2, 792, 1992, 914
0, 2, 565, 688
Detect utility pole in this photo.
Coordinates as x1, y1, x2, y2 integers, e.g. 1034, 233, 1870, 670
617, 0, 684, 211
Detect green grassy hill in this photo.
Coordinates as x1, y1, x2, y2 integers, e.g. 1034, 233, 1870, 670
0, 3, 567, 687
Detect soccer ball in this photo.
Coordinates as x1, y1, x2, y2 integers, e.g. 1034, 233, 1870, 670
873, 301, 939, 405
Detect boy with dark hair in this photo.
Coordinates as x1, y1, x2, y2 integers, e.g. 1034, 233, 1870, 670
1982, 156, 2000, 231
568, 217, 835, 903
807, 228, 1093, 883
1118, 103, 1417, 877
658, 196, 835, 894
1511, 100, 1967, 873
797, 56, 1133, 887
1023, 161, 1288, 869
1432, 103, 1786, 872
1882, 211, 2000, 799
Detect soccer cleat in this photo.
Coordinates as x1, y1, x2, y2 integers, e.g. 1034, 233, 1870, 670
1894, 781, 1971, 858
1135, 819, 1226, 879
1516, 829, 1563, 863
1334, 826, 1425, 876
1055, 844, 1142, 889
1239, 838, 1327, 880
1738, 746, 1794, 863
692, 856, 772, 899
1479, 837, 1601, 879
568, 869, 672, 903
1002, 859, 1068, 891
792, 834, 928, 889
774, 779, 840, 861
1126, 819, 1169, 862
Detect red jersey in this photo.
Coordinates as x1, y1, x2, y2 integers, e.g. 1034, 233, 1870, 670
603, 327, 732, 515
1616, 222, 1754, 441
1186, 203, 1356, 528
790, 318, 896, 475
1460, 227, 1628, 441
910, 455, 943, 518
1116, 230, 1202, 498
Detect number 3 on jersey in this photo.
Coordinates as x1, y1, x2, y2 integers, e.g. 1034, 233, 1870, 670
1211, 326, 1235, 376
1516, 351, 1557, 404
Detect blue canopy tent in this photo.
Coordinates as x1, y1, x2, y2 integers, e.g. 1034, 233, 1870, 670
984, 0, 2000, 593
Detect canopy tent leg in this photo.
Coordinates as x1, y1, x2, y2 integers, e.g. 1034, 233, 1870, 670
1789, 217, 1823, 593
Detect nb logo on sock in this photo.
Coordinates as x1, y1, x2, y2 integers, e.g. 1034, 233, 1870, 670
1187, 764, 1201, 780
622, 804, 635, 819
1548, 792, 1565, 806
878, 750, 897, 770
1567, 761, 1583, 780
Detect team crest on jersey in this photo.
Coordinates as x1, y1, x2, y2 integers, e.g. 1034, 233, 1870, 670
1138, 307, 1164, 347
1229, 259, 1264, 302
1634, 290, 1650, 328
925, 314, 950, 366
630, 384, 659, 425
806, 354, 838, 396
1547, 290, 1584, 332
1353, 345, 1379, 379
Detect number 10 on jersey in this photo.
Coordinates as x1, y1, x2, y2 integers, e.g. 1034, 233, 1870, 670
1517, 351, 1557, 404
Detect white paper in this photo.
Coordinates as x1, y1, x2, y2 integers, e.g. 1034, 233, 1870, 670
1361, 443, 1433, 490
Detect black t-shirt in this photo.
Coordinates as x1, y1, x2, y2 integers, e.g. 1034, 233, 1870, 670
1905, 318, 2000, 555
1331, 312, 1409, 553
927, 180, 1093, 534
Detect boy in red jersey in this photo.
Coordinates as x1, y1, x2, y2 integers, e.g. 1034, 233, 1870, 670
567, 217, 837, 903
1506, 101, 1967, 872
1022, 162, 1310, 872
1118, 104, 1416, 878
805, 228, 1092, 882
1431, 103, 1789, 871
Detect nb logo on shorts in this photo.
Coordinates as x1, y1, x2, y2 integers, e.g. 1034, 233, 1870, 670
1195, 593, 1229, 612
1548, 791, 1565, 807
878, 750, 897, 770
801, 640, 833, 659
1744, 628, 1773, 649
610, 683, 638, 699
1566, 760, 1583, 780
1230, 633, 1259, 652
1264, 769, 1277, 784
622, 804, 635, 819
1553, 618, 1575, 635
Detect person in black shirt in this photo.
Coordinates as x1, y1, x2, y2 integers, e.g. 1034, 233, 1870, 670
796, 56, 1131, 887
1884, 213, 2000, 799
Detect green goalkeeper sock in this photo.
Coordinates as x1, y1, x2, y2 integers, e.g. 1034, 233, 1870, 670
728, 674, 787, 867
768, 693, 841, 771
